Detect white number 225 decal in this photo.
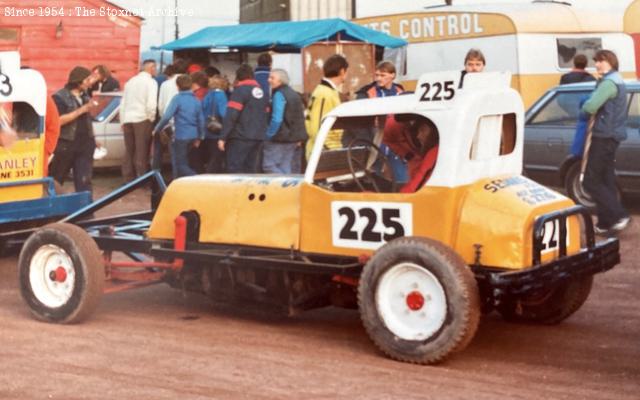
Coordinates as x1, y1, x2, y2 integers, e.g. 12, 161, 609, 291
419, 80, 455, 102
331, 201, 413, 250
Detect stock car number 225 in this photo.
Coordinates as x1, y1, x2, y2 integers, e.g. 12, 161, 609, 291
331, 201, 413, 250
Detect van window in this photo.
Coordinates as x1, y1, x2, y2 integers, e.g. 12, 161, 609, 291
470, 113, 516, 160
529, 91, 590, 126
556, 38, 601, 69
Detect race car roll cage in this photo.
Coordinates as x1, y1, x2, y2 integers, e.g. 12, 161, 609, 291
5, 170, 618, 304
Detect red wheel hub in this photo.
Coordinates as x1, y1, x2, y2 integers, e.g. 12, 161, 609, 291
406, 290, 425, 311
50, 266, 67, 283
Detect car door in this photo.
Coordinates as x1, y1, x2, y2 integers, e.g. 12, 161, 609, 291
524, 89, 591, 186
617, 89, 640, 194
91, 94, 122, 168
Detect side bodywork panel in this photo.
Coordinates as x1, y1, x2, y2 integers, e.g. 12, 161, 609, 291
0, 138, 44, 203
147, 175, 303, 250
299, 175, 580, 270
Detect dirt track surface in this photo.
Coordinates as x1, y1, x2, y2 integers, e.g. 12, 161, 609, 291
0, 175, 638, 399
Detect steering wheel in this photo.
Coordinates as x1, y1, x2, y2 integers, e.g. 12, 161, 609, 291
347, 138, 397, 193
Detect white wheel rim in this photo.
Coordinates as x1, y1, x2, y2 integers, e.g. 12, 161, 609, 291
376, 262, 447, 341
29, 244, 76, 308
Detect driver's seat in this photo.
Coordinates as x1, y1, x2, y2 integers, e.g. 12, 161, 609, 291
400, 146, 439, 193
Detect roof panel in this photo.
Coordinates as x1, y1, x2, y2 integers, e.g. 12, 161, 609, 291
157, 18, 407, 52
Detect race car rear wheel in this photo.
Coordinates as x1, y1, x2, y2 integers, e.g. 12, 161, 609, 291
498, 275, 593, 325
19, 223, 104, 323
358, 237, 480, 364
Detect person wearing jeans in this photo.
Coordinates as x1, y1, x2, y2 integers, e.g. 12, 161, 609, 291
217, 64, 269, 173
581, 49, 630, 234
49, 66, 98, 199
153, 74, 205, 179
262, 69, 307, 174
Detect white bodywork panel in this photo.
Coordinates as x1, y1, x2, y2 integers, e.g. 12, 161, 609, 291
0, 52, 47, 119
304, 71, 524, 189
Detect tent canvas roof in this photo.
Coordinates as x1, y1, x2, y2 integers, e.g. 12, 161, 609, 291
156, 18, 407, 52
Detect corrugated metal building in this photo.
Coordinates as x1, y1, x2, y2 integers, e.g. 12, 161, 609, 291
0, 0, 141, 93
240, 0, 353, 23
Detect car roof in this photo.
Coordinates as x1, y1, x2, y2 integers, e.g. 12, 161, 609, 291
92, 91, 122, 97
553, 80, 640, 92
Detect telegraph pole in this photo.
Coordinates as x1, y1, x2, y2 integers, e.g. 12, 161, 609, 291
174, 0, 179, 39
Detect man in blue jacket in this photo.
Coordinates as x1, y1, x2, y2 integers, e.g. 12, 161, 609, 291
262, 69, 307, 174
153, 74, 205, 179
218, 64, 269, 173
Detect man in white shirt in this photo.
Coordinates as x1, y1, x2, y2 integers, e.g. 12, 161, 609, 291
120, 59, 158, 181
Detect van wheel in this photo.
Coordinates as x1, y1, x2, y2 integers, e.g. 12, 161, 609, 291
498, 276, 593, 325
358, 237, 480, 364
565, 162, 596, 210
18, 223, 104, 323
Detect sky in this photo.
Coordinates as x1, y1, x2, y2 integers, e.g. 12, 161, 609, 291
356, 0, 533, 17
110, 0, 240, 51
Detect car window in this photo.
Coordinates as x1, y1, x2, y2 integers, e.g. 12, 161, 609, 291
529, 91, 591, 127
470, 113, 516, 160
627, 92, 640, 129
311, 113, 440, 193
90, 95, 121, 123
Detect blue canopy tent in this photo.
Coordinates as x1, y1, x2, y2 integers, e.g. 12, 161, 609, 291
156, 18, 406, 52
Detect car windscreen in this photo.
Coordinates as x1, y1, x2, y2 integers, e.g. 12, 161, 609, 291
90, 95, 121, 122
528, 91, 591, 126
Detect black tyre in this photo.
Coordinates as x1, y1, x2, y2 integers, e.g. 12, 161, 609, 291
565, 162, 622, 210
498, 275, 593, 325
358, 237, 480, 364
565, 162, 597, 210
18, 223, 104, 323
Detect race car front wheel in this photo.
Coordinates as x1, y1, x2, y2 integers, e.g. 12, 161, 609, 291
358, 237, 480, 364
19, 223, 104, 323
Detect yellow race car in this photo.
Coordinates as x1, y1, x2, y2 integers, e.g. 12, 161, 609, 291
0, 52, 91, 251
18, 71, 619, 365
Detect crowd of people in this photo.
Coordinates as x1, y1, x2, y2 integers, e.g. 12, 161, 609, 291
0, 45, 628, 235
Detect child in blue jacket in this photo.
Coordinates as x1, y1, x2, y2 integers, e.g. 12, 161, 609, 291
153, 74, 205, 179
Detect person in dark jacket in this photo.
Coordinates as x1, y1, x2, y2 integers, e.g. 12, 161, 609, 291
153, 74, 205, 179
581, 49, 629, 234
201, 74, 229, 173
218, 64, 269, 173
560, 54, 596, 85
345, 61, 408, 183
262, 69, 308, 174
49, 66, 98, 198
89, 64, 120, 95
255, 53, 272, 104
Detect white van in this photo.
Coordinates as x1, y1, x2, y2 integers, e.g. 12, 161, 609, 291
356, 1, 638, 107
